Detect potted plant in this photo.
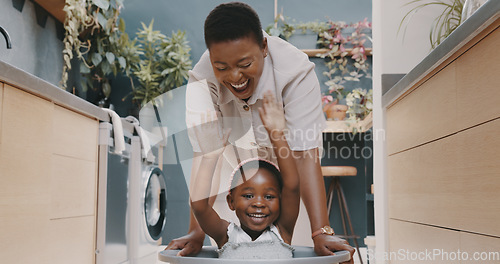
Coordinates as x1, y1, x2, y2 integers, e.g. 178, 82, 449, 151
61, 0, 136, 101
345, 88, 373, 122
322, 94, 348, 121
265, 12, 295, 41
61, 0, 192, 112
127, 20, 192, 107
399, 0, 465, 49
319, 19, 372, 122
265, 13, 328, 49
288, 21, 329, 49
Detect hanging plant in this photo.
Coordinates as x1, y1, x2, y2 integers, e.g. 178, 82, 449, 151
61, 0, 136, 100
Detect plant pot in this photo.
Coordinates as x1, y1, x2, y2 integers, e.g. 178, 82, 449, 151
324, 104, 348, 121
288, 29, 319, 49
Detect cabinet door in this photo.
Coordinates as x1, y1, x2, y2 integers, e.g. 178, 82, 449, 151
0, 82, 3, 144
0, 84, 54, 264
389, 219, 460, 264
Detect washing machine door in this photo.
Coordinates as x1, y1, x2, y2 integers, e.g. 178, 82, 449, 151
144, 167, 167, 241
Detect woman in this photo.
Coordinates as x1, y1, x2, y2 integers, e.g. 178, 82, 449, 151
166, 2, 355, 261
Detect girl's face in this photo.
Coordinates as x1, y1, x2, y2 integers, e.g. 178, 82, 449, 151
208, 36, 268, 101
227, 168, 280, 240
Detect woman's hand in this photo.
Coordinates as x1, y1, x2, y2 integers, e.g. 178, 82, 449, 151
313, 235, 355, 264
258, 91, 286, 135
165, 230, 205, 256
192, 110, 230, 159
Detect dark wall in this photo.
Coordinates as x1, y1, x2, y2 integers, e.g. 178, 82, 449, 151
120, 0, 372, 63
0, 0, 64, 86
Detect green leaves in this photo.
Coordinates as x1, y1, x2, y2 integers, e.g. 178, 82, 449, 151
61, 2, 192, 106
129, 21, 192, 106
398, 0, 464, 49
91, 53, 102, 66
92, 0, 110, 11
105, 52, 115, 64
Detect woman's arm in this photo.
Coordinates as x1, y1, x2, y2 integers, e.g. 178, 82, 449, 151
293, 149, 355, 263
258, 92, 300, 243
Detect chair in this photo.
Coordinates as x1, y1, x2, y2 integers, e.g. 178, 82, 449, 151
321, 166, 363, 264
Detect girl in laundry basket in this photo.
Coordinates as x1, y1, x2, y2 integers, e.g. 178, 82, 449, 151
189, 92, 300, 259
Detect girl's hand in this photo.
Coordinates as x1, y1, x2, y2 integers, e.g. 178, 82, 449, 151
258, 91, 286, 134
192, 110, 231, 159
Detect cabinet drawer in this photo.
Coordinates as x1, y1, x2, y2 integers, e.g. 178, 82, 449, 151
50, 154, 97, 219
386, 64, 458, 155
49, 216, 96, 264
456, 27, 500, 130
388, 135, 461, 229
455, 118, 500, 237
388, 118, 500, 237
389, 219, 460, 264
460, 232, 500, 264
53, 105, 98, 161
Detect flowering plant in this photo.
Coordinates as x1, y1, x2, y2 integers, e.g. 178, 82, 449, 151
345, 88, 373, 122
318, 18, 372, 122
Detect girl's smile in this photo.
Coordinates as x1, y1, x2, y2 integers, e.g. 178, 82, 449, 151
227, 168, 280, 240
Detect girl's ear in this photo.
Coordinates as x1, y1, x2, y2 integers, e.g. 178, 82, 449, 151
226, 193, 235, 211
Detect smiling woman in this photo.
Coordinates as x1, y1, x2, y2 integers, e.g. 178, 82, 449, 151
166, 2, 355, 262
208, 36, 267, 101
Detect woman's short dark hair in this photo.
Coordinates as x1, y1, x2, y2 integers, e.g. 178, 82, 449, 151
229, 159, 283, 193
204, 2, 264, 48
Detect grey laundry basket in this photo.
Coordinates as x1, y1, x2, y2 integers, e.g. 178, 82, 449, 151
159, 246, 351, 263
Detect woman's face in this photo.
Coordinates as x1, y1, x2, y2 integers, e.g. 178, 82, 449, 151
227, 168, 280, 240
208, 36, 268, 100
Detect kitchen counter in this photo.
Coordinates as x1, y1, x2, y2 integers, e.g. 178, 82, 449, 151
0, 60, 109, 122
382, 0, 500, 107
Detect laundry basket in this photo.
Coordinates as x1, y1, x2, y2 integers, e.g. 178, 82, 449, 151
159, 246, 350, 263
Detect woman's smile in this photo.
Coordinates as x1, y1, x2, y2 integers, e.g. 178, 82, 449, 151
209, 36, 267, 100
230, 79, 249, 91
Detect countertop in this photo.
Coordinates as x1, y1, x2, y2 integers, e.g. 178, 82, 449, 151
382, 0, 500, 108
0, 60, 109, 122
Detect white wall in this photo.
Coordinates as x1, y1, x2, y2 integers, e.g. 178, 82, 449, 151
372, 1, 448, 263
378, 0, 447, 74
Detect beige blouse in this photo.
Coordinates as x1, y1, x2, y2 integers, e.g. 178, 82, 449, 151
186, 33, 326, 194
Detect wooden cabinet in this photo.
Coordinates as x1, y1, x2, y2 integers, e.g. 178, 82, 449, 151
386, 19, 500, 262
0, 82, 3, 144
0, 84, 99, 263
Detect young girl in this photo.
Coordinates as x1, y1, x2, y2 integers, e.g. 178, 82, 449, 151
189, 92, 300, 259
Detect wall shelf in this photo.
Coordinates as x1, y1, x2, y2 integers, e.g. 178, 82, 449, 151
33, 0, 66, 23
323, 112, 373, 133
302, 48, 373, 57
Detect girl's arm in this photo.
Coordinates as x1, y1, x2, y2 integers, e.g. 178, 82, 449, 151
189, 111, 230, 248
258, 92, 300, 243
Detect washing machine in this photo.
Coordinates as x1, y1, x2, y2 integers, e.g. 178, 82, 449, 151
96, 116, 167, 264
96, 121, 130, 264
124, 117, 167, 264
